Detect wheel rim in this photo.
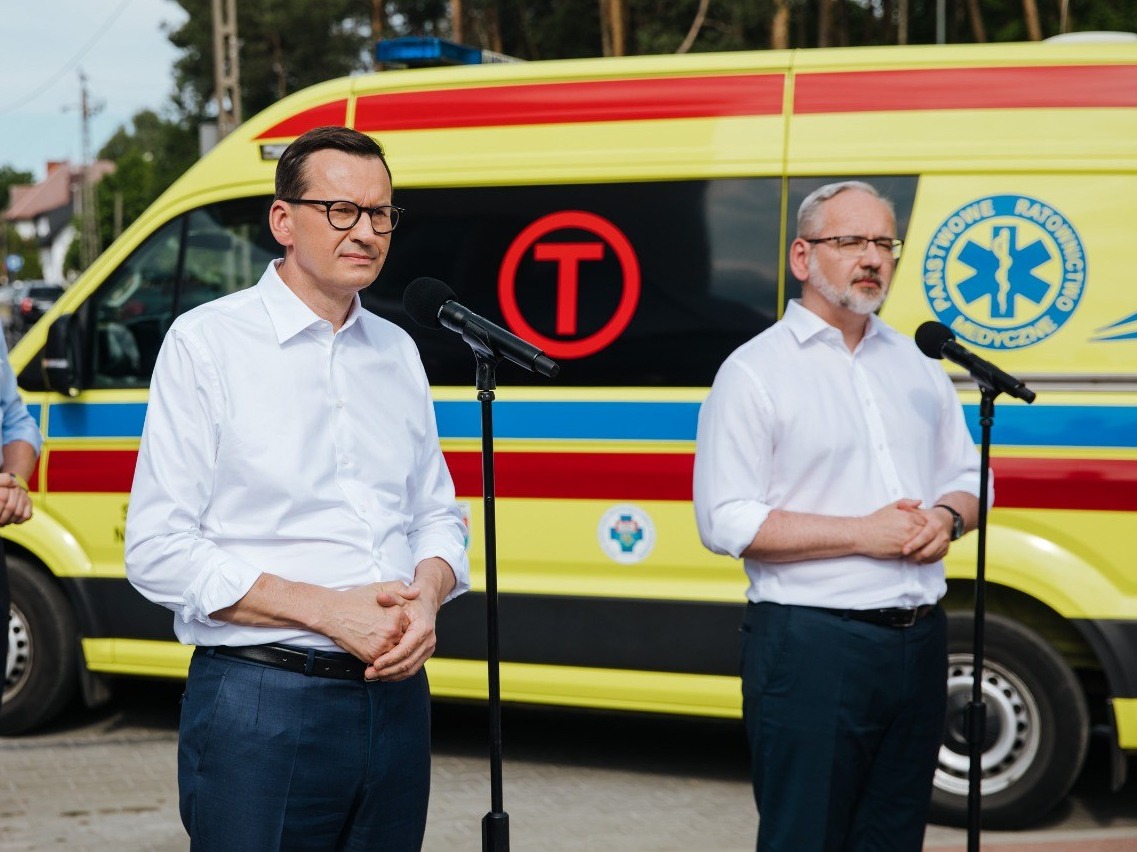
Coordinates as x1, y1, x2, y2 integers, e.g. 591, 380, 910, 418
935, 653, 1041, 797
5, 602, 32, 700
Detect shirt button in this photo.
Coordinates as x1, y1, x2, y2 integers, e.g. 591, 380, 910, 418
341, 457, 350, 466
336, 400, 344, 409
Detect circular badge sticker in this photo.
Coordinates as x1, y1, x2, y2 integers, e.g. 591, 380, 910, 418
921, 195, 1086, 350
597, 504, 656, 565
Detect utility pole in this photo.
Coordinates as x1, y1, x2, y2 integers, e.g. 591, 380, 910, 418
78, 70, 103, 272
212, 0, 242, 139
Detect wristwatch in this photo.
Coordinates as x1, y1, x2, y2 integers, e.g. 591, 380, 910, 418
935, 504, 965, 541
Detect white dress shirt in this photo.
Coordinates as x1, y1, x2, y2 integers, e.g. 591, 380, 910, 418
126, 261, 470, 650
694, 299, 984, 610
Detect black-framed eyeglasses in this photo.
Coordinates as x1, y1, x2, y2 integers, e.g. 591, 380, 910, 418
280, 198, 403, 234
804, 235, 903, 260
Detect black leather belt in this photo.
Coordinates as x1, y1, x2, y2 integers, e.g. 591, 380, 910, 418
206, 644, 367, 680
819, 604, 937, 628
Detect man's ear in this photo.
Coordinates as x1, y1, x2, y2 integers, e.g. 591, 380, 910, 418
788, 238, 810, 283
269, 200, 293, 247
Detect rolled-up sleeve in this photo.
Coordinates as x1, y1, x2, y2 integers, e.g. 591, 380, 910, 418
693, 359, 775, 559
0, 340, 42, 453
124, 329, 263, 625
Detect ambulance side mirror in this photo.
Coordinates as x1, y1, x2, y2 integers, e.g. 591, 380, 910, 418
43, 314, 82, 398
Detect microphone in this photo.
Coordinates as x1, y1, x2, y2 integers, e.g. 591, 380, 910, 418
403, 277, 560, 378
915, 321, 1035, 403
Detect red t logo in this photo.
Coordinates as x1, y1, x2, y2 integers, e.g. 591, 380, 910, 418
499, 211, 641, 360
532, 242, 605, 335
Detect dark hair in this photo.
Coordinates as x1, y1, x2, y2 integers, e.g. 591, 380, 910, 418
274, 126, 391, 200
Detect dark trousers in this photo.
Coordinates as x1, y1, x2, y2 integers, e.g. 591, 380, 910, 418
0, 539, 7, 715
741, 602, 947, 852
179, 647, 432, 851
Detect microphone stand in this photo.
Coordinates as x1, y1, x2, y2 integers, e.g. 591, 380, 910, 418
966, 385, 997, 852
458, 321, 510, 852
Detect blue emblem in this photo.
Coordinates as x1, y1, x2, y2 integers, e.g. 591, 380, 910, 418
922, 195, 1086, 350
609, 514, 644, 554
598, 504, 656, 564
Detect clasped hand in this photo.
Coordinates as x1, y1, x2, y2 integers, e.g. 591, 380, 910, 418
0, 475, 32, 527
864, 498, 953, 565
329, 581, 439, 683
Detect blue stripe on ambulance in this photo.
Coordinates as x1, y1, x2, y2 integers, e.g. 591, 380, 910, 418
39, 400, 1137, 449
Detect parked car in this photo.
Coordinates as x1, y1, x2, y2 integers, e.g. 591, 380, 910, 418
13, 281, 65, 331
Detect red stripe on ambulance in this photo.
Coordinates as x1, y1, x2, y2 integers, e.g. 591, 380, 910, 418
255, 100, 349, 140
43, 449, 1137, 512
794, 65, 1137, 114
350, 74, 785, 132
47, 450, 138, 494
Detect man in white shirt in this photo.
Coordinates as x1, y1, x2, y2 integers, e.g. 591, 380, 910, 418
126, 126, 470, 851
694, 181, 982, 851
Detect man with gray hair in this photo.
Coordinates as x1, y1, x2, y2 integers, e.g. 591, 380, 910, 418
694, 181, 983, 850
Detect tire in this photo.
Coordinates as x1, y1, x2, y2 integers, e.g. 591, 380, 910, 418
929, 612, 1089, 829
2, 556, 79, 735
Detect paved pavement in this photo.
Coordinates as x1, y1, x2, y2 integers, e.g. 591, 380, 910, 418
2, 684, 1136, 851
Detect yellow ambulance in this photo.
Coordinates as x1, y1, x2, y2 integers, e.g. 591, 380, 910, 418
4, 38, 1136, 827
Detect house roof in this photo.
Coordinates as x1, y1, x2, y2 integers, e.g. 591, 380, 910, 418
3, 160, 115, 222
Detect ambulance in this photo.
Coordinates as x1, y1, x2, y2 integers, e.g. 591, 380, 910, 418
4, 38, 1135, 827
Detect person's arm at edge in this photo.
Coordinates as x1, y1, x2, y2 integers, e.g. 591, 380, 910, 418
0, 335, 42, 526
0, 439, 38, 526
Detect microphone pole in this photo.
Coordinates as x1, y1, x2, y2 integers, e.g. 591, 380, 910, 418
404, 277, 560, 851
915, 321, 1035, 850
967, 386, 995, 852
459, 320, 511, 852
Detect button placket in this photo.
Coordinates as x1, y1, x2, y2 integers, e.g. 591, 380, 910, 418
851, 360, 904, 501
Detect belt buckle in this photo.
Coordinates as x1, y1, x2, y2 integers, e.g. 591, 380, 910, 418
893, 608, 919, 628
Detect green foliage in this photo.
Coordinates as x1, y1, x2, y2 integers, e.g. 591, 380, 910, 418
0, 166, 42, 283
88, 111, 199, 261
0, 165, 34, 211
3, 228, 42, 282
168, 0, 373, 120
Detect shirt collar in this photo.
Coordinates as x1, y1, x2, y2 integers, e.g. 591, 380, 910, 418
783, 298, 884, 348
257, 260, 364, 344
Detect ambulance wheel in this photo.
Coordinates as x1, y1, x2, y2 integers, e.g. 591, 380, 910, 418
930, 612, 1089, 829
1, 556, 78, 735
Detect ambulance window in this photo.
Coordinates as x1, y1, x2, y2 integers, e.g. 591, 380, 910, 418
87, 197, 276, 388
783, 176, 918, 308
88, 217, 183, 387
366, 178, 783, 387
178, 198, 275, 316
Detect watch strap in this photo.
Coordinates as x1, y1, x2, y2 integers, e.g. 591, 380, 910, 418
934, 504, 964, 540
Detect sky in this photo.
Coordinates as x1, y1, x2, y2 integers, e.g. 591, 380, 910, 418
0, 0, 189, 182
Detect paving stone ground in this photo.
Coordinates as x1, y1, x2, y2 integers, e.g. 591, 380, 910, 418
2, 685, 1135, 851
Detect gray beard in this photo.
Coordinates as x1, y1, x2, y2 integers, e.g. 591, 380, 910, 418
809, 256, 887, 315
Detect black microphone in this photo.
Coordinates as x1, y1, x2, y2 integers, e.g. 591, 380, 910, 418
915, 321, 1035, 403
403, 277, 560, 378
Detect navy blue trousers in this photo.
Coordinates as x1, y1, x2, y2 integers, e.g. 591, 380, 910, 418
0, 540, 7, 715
741, 602, 947, 852
179, 648, 431, 851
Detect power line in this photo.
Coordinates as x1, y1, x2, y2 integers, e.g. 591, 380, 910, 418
0, 0, 134, 116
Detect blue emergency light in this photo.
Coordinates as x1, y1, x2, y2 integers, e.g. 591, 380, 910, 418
375, 37, 522, 68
